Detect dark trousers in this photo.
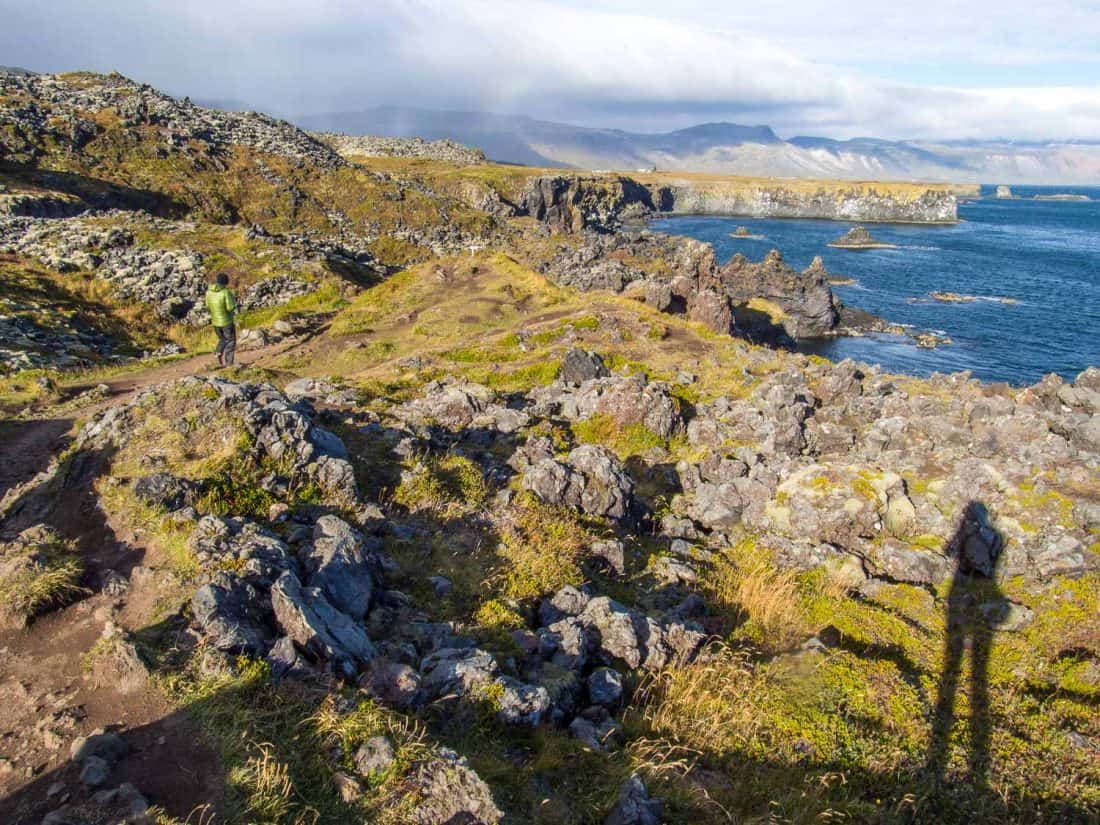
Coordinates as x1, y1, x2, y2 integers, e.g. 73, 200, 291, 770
214, 324, 236, 365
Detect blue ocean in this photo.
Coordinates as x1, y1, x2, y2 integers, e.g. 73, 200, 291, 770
650, 185, 1100, 386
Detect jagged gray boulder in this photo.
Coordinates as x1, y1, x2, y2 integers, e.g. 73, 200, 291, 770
409, 748, 502, 824
270, 571, 375, 670
189, 516, 294, 583
70, 730, 129, 765
538, 585, 590, 626
303, 515, 377, 620
531, 374, 682, 439
354, 736, 396, 778
496, 677, 552, 726
132, 472, 200, 511
395, 379, 530, 433
605, 773, 663, 825
79, 755, 111, 787
266, 636, 317, 681
284, 376, 359, 405
191, 573, 272, 655
560, 348, 610, 385
580, 596, 705, 670
360, 659, 423, 708
587, 667, 623, 706
523, 444, 635, 521
419, 647, 498, 697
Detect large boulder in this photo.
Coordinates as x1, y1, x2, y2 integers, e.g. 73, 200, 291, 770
419, 647, 499, 697
395, 379, 530, 433
191, 573, 272, 655
560, 348, 610, 385
409, 748, 503, 824
687, 288, 735, 334
529, 374, 682, 439
302, 515, 377, 620
496, 677, 552, 726
132, 472, 200, 511
189, 516, 294, 583
523, 445, 635, 521
270, 571, 375, 670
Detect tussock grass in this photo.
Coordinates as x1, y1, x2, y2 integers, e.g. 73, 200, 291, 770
708, 554, 809, 649
311, 695, 432, 788
0, 534, 85, 624
632, 645, 763, 757
572, 413, 665, 459
393, 452, 488, 513
494, 496, 595, 601
702, 537, 849, 652
231, 743, 312, 825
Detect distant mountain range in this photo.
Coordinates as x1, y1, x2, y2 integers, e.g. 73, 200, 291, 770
294, 106, 1100, 185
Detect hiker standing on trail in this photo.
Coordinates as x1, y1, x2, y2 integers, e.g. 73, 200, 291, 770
206, 272, 237, 367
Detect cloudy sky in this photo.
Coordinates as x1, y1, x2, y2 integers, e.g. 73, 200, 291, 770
2, 0, 1099, 140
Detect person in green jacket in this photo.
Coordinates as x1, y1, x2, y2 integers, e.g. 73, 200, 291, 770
205, 272, 237, 367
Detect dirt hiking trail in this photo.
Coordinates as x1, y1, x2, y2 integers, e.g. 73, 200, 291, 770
0, 342, 305, 823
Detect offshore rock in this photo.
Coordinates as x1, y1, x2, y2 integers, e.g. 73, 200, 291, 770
828, 226, 896, 249
543, 230, 845, 340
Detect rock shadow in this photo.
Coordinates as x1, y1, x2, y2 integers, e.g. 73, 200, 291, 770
732, 303, 796, 348
0, 160, 190, 218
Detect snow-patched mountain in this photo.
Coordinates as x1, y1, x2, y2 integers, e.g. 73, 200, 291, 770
295, 106, 1100, 185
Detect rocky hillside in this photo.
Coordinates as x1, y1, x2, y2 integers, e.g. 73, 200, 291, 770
314, 133, 487, 165
0, 69, 1098, 825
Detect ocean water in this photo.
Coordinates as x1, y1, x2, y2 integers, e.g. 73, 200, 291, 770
650, 185, 1100, 386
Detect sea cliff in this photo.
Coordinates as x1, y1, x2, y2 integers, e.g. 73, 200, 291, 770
516, 172, 971, 230
659, 178, 964, 223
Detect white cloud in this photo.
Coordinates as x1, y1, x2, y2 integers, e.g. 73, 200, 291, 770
0, 0, 1098, 139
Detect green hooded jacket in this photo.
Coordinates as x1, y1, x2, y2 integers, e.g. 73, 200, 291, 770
205, 283, 237, 328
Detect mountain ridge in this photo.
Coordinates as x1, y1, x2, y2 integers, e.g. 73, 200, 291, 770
295, 105, 1100, 185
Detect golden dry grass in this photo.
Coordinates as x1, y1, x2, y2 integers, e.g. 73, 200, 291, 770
231, 743, 319, 825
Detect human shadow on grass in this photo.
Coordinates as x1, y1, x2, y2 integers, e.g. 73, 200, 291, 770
924, 500, 1005, 793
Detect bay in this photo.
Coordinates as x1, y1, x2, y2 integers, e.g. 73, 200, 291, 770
650, 185, 1100, 385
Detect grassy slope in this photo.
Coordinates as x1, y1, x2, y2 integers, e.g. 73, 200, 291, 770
97, 252, 1099, 824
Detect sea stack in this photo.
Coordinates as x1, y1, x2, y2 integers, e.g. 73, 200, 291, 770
995, 185, 1014, 198
827, 226, 896, 250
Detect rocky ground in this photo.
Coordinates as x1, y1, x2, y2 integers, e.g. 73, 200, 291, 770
315, 133, 487, 166
1, 69, 1098, 825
